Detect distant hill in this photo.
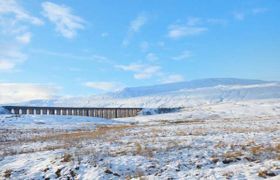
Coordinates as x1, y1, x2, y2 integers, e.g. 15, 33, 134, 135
111, 78, 271, 98
7, 78, 280, 108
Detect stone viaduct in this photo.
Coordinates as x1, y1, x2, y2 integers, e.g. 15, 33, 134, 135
3, 106, 179, 119
3, 106, 144, 119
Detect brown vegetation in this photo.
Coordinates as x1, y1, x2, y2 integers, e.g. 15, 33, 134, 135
4, 169, 12, 178
61, 153, 72, 162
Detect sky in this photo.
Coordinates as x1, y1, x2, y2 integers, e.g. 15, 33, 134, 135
0, 0, 280, 103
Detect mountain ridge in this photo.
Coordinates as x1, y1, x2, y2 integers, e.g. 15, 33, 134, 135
110, 78, 273, 98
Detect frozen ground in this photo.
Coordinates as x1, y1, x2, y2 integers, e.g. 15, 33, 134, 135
0, 99, 279, 179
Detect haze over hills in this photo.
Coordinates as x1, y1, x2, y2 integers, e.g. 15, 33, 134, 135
10, 78, 279, 108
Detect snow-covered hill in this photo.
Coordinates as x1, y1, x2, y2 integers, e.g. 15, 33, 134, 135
10, 78, 280, 107
111, 78, 270, 98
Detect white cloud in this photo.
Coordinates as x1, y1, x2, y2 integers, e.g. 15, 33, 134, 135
232, 8, 268, 22
116, 63, 161, 80
116, 64, 144, 71
0, 61, 16, 70
0, 0, 42, 46
140, 41, 149, 52
161, 74, 185, 84
42, 1, 85, 39
101, 32, 109, 37
206, 18, 227, 25
122, 39, 130, 47
0, 45, 27, 71
172, 50, 192, 61
16, 32, 31, 44
168, 17, 208, 39
187, 17, 202, 26
233, 12, 245, 21
168, 21, 207, 39
233, 8, 268, 21
146, 53, 158, 62
134, 66, 161, 79
31, 49, 111, 63
0, 1, 43, 71
123, 13, 148, 46
168, 26, 207, 39
0, 46, 27, 61
84, 82, 123, 91
0, 83, 58, 104
252, 8, 268, 15
168, 16, 229, 39
0, 0, 43, 26
157, 41, 165, 47
129, 14, 147, 32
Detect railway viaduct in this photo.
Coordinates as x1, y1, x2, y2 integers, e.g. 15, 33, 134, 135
2, 106, 177, 119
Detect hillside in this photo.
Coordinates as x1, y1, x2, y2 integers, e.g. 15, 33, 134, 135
8, 78, 280, 108
111, 78, 270, 98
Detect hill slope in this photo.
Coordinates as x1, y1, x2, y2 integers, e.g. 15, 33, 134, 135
6, 78, 280, 108
112, 78, 270, 98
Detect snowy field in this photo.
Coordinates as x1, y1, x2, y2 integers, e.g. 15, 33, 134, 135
0, 99, 280, 179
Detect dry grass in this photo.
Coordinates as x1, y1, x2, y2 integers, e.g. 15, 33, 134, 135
258, 170, 276, 178
55, 168, 62, 178
222, 171, 234, 179
164, 119, 205, 124
226, 126, 279, 133
250, 145, 263, 155
135, 142, 142, 155
4, 169, 12, 178
258, 170, 267, 178
214, 141, 227, 149
61, 153, 72, 162
175, 130, 187, 136
189, 128, 208, 136
133, 142, 154, 158
210, 156, 219, 163
212, 141, 280, 164
223, 151, 243, 159
275, 144, 280, 153
249, 144, 280, 156
1, 144, 69, 157
1, 125, 134, 157
32, 124, 133, 142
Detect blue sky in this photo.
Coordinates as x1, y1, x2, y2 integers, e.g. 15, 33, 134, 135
0, 0, 280, 103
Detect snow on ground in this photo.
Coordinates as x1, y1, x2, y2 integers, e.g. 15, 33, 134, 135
0, 99, 279, 179
117, 99, 280, 124
0, 115, 123, 130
